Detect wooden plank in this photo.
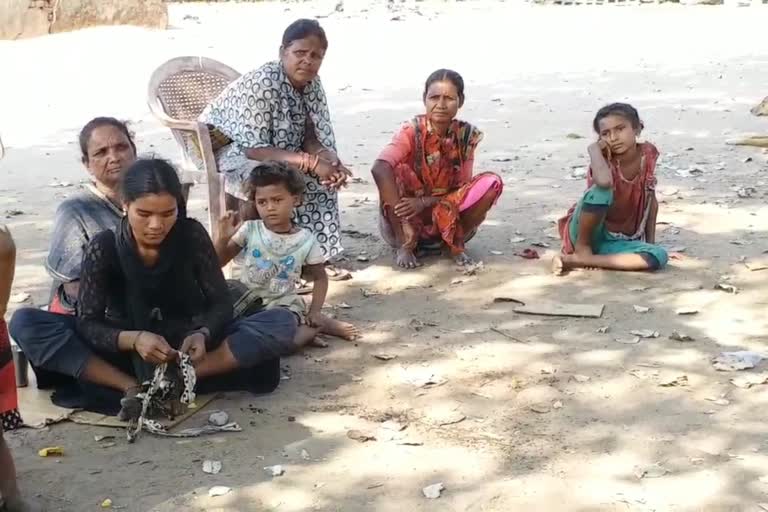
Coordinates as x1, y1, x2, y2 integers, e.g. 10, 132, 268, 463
513, 301, 604, 318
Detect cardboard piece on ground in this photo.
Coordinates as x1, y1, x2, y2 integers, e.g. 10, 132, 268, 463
18, 371, 216, 429
745, 259, 768, 272
513, 301, 604, 318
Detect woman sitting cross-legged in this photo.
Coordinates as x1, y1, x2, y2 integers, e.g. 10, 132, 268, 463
38, 158, 297, 420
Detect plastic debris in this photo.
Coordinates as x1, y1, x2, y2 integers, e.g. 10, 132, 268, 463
347, 430, 376, 442
38, 446, 64, 457
208, 486, 231, 497
202, 460, 222, 475
422, 482, 445, 499
659, 374, 688, 387
100, 498, 113, 508
731, 374, 768, 389
208, 411, 229, 427
571, 374, 591, 383
669, 331, 695, 342
264, 465, 285, 477
635, 464, 669, 479
712, 351, 765, 371
633, 305, 650, 313
676, 307, 699, 315
615, 336, 641, 345
630, 329, 660, 339
715, 283, 739, 294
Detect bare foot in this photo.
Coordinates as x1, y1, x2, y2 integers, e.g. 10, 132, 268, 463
396, 247, 421, 269
4, 495, 44, 512
454, 252, 474, 266
320, 317, 361, 340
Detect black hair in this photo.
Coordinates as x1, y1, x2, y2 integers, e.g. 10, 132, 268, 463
121, 158, 187, 218
282, 19, 328, 50
423, 69, 465, 106
593, 103, 644, 133
243, 161, 306, 200
79, 117, 137, 163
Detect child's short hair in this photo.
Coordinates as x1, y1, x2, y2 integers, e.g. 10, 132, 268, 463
242, 161, 306, 199
593, 103, 644, 133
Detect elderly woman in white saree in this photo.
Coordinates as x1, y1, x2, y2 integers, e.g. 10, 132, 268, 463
199, 19, 351, 275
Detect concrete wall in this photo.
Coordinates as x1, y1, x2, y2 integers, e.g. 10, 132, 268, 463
0, 0, 168, 40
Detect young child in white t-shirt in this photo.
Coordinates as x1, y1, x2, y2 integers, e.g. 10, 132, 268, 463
214, 161, 359, 350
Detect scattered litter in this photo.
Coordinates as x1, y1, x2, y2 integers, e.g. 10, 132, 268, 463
737, 186, 757, 198
356, 255, 370, 262
38, 446, 64, 457
630, 329, 660, 339
566, 133, 584, 139
347, 430, 376, 443
373, 353, 397, 361
412, 375, 447, 388
628, 286, 649, 292
712, 351, 765, 372
366, 483, 385, 490
490, 250, 504, 256
49, 181, 73, 188
437, 412, 466, 426
203, 460, 222, 475
531, 241, 550, 248
493, 296, 525, 305
381, 420, 406, 432
94, 435, 115, 442
615, 336, 641, 345
659, 374, 689, 387
208, 486, 231, 497
264, 465, 285, 477
746, 260, 768, 272
731, 374, 768, 389
4, 210, 25, 217
462, 261, 485, 276
208, 411, 229, 427
529, 403, 551, 414
514, 248, 539, 260
660, 187, 680, 196
715, 283, 739, 294
337, 302, 353, 309
635, 464, 669, 479
567, 167, 588, 179
596, 326, 610, 334
706, 397, 730, 406
397, 439, 424, 446
8, 292, 30, 304
361, 288, 381, 298
513, 301, 604, 318
489, 327, 527, 343
552, 400, 563, 409
450, 277, 466, 286
510, 236, 527, 243
676, 307, 699, 316
571, 374, 591, 383
100, 498, 113, 508
422, 482, 445, 499
668, 246, 687, 253
669, 331, 695, 342
629, 368, 659, 380
633, 305, 650, 313
675, 167, 704, 178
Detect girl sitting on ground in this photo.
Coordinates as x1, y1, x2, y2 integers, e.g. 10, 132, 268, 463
554, 103, 668, 274
215, 161, 359, 349
371, 69, 503, 269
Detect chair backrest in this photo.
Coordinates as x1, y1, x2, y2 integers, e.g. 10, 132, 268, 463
147, 56, 240, 169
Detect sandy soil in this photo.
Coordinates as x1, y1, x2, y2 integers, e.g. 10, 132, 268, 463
2, 1, 768, 510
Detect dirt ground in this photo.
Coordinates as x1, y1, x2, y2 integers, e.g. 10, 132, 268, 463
2, 1, 768, 510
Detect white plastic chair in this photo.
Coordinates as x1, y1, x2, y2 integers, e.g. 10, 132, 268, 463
147, 56, 241, 239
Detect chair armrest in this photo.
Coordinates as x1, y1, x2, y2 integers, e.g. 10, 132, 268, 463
150, 108, 199, 132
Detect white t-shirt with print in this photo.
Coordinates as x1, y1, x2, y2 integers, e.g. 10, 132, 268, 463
232, 220, 324, 308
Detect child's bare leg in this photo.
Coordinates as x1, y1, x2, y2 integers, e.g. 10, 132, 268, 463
318, 314, 360, 341
561, 252, 653, 271
554, 209, 654, 272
